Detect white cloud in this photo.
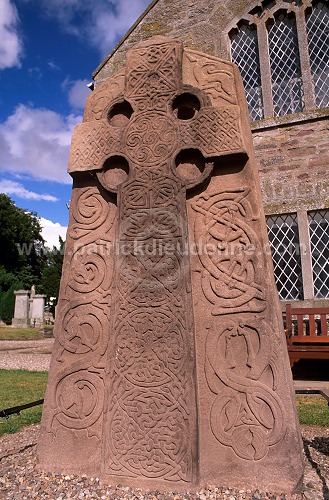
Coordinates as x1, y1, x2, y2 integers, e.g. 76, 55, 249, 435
0, 104, 82, 183
40, 217, 67, 248
63, 78, 91, 110
38, 0, 150, 56
90, 0, 151, 55
0, 0, 23, 69
0, 179, 59, 201
47, 60, 60, 71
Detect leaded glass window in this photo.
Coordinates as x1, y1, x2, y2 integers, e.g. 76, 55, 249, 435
229, 0, 329, 121
308, 210, 329, 298
267, 12, 304, 116
306, 2, 329, 108
231, 23, 264, 121
266, 213, 303, 300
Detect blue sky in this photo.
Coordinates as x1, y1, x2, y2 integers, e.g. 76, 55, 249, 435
0, 0, 150, 247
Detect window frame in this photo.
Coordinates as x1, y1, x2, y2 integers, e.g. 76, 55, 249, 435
266, 212, 304, 300
266, 209, 329, 303
227, 0, 329, 121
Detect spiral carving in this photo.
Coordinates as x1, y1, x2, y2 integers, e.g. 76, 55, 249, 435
125, 112, 178, 166
68, 188, 113, 241
69, 254, 107, 293
55, 371, 104, 430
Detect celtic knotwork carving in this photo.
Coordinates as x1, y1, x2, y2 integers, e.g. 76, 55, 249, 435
83, 70, 125, 122
126, 41, 181, 107
104, 165, 194, 481
68, 121, 122, 172
107, 389, 191, 480
118, 250, 182, 306
122, 170, 180, 213
125, 111, 179, 166
106, 307, 192, 481
192, 188, 266, 314
121, 209, 181, 240
181, 108, 242, 155
39, 37, 303, 491
115, 309, 186, 385
205, 318, 285, 460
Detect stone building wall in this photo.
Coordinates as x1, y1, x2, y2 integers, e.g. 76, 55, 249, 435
253, 117, 329, 215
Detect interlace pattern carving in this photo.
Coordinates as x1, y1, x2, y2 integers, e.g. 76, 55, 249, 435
205, 317, 285, 460
192, 188, 266, 315
180, 108, 241, 154
193, 187, 286, 460
104, 170, 194, 481
126, 42, 181, 110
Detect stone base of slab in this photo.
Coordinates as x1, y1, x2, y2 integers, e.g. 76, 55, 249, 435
12, 318, 31, 328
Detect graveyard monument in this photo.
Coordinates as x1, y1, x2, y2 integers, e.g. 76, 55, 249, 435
37, 36, 304, 493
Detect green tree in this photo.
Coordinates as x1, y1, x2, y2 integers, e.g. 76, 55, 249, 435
0, 283, 21, 324
40, 236, 65, 314
0, 194, 46, 288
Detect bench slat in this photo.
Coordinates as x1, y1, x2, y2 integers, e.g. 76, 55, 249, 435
290, 336, 329, 344
320, 315, 328, 336
286, 307, 329, 315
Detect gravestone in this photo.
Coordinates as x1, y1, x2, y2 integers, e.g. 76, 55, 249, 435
37, 36, 304, 493
30, 294, 46, 327
12, 290, 30, 328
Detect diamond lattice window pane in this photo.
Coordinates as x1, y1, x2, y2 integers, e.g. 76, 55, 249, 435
308, 210, 329, 298
266, 213, 303, 300
306, 2, 329, 109
268, 12, 305, 116
231, 23, 264, 121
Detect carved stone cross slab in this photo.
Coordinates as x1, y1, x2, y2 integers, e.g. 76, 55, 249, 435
38, 36, 304, 494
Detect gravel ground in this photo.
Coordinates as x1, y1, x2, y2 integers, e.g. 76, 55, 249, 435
0, 424, 328, 500
0, 339, 53, 371
0, 340, 328, 498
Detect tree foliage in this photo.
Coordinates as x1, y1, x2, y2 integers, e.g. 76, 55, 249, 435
40, 236, 65, 314
0, 284, 19, 324
0, 194, 46, 289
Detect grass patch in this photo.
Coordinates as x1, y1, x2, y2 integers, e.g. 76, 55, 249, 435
0, 326, 40, 340
0, 369, 48, 436
296, 395, 329, 427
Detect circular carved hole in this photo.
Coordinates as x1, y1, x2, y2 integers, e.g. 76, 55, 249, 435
99, 156, 129, 191
175, 149, 205, 180
108, 101, 133, 127
172, 93, 200, 120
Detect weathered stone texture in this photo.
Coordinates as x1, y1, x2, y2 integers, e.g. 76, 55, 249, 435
253, 118, 329, 214
38, 37, 304, 494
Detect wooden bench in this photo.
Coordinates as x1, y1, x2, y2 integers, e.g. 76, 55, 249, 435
285, 304, 329, 367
